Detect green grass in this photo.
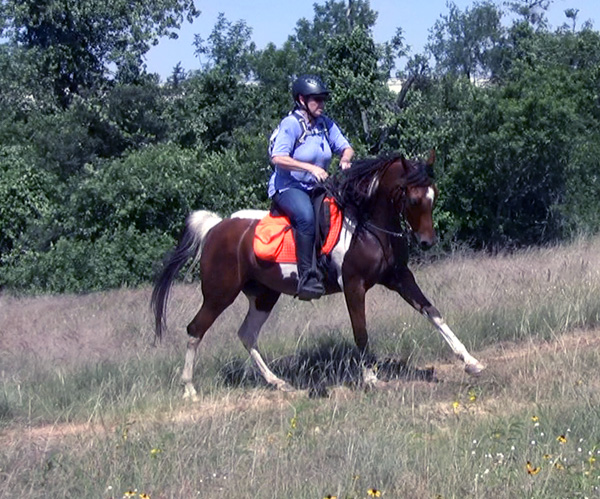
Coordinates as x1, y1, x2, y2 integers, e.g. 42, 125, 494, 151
2, 238, 600, 498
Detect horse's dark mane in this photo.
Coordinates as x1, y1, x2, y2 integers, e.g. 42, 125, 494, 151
326, 153, 432, 217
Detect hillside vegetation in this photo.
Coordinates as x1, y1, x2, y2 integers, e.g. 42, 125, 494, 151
2, 0, 600, 292
1, 238, 600, 497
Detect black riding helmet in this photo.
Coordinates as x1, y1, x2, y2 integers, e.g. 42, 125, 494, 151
292, 75, 330, 107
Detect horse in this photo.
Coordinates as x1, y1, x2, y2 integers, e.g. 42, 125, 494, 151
151, 151, 485, 399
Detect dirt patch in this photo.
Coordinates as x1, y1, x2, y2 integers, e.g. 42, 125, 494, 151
3, 327, 599, 447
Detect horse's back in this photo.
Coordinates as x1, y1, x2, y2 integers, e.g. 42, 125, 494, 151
201, 217, 258, 273
230, 209, 269, 220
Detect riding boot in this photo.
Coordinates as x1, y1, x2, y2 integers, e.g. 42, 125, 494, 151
295, 231, 325, 301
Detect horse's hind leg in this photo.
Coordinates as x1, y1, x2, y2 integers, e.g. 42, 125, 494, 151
237, 285, 294, 391
182, 291, 240, 400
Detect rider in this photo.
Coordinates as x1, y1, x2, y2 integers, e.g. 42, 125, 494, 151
268, 75, 354, 300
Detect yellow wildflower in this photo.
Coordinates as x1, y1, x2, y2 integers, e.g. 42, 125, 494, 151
557, 435, 567, 444
367, 488, 382, 497
526, 461, 540, 475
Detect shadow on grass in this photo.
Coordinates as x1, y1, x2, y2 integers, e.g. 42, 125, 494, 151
218, 337, 436, 396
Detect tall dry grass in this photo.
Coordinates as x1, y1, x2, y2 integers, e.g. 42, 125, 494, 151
1, 237, 600, 498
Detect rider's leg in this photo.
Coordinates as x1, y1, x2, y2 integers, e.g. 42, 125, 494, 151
273, 188, 324, 300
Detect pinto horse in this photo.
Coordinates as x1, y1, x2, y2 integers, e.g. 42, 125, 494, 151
151, 151, 484, 398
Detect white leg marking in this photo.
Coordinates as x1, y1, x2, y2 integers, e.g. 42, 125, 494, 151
249, 349, 294, 391
362, 366, 380, 387
426, 314, 485, 375
238, 297, 294, 391
182, 337, 201, 400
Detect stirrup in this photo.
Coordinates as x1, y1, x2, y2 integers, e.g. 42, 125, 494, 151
296, 273, 325, 301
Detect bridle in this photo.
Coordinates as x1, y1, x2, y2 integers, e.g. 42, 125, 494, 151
364, 179, 412, 239
364, 220, 409, 238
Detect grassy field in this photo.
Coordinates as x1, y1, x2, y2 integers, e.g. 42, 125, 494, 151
2, 238, 600, 498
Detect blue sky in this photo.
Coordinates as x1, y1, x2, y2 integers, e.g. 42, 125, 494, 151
145, 0, 599, 80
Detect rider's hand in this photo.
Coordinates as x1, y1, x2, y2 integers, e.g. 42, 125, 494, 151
311, 166, 329, 182
340, 160, 352, 170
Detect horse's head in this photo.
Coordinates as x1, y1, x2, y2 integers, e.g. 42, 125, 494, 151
382, 150, 438, 250
330, 150, 438, 249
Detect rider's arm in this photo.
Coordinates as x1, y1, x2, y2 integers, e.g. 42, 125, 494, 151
271, 155, 328, 182
339, 147, 354, 170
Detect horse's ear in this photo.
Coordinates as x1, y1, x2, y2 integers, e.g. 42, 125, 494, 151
426, 149, 435, 179
427, 149, 436, 166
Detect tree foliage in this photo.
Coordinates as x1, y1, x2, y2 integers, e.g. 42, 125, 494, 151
0, 0, 199, 103
0, 0, 599, 292
428, 1, 503, 79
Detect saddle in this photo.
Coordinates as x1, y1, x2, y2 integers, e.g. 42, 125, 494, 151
253, 194, 343, 263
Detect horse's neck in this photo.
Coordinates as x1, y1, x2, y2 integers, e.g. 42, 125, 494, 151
369, 191, 401, 231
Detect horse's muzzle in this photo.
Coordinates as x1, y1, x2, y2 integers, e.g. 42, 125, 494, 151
420, 239, 435, 251
414, 233, 437, 251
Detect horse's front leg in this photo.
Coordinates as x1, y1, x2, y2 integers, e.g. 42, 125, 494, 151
387, 267, 485, 375
343, 278, 381, 387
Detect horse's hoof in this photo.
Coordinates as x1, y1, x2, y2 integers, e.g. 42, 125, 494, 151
362, 379, 386, 391
308, 383, 330, 398
362, 367, 380, 388
276, 381, 296, 392
465, 362, 485, 376
183, 384, 199, 401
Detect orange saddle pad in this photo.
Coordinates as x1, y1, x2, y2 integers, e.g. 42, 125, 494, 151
254, 197, 343, 263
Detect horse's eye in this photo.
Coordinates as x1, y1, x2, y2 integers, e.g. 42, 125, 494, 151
408, 197, 419, 207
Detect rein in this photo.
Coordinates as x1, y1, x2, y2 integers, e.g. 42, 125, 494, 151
332, 155, 431, 241
364, 172, 411, 239
364, 221, 408, 238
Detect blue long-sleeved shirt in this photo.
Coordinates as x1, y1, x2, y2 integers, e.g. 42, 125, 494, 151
268, 112, 351, 197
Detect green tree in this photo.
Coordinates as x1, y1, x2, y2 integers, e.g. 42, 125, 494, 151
290, 0, 378, 71
194, 13, 256, 78
0, 145, 58, 257
504, 0, 551, 27
323, 27, 395, 153
427, 1, 503, 79
0, 0, 199, 104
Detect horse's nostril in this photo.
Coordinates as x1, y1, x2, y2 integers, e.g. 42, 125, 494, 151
420, 240, 434, 251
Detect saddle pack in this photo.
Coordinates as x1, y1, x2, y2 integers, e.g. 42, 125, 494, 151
253, 195, 343, 263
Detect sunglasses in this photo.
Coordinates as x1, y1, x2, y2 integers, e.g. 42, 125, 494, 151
309, 95, 328, 103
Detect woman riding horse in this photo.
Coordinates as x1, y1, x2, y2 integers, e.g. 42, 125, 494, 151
269, 75, 354, 300
152, 152, 485, 399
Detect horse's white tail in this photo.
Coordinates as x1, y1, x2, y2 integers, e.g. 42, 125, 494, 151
186, 210, 223, 273
151, 210, 222, 339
